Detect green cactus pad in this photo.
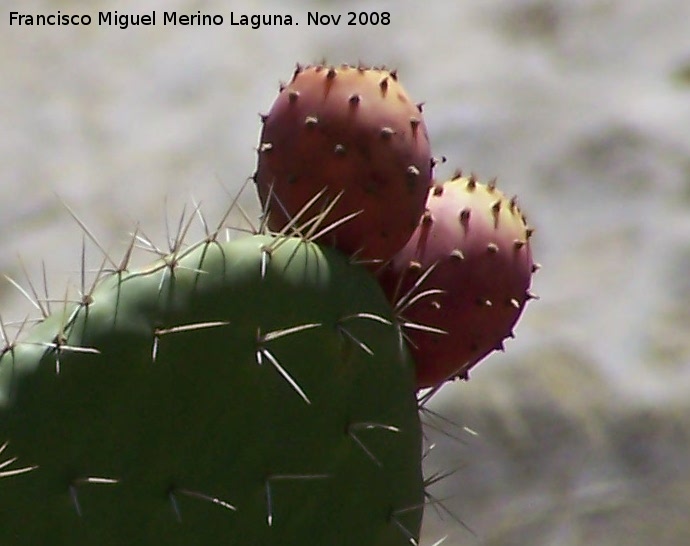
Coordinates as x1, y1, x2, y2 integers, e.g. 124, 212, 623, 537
0, 234, 423, 545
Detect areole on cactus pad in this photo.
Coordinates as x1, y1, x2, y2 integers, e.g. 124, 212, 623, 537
254, 63, 434, 263
378, 174, 539, 389
0, 234, 424, 545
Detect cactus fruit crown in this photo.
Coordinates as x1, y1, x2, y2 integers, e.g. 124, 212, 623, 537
254, 62, 434, 264
0, 214, 424, 545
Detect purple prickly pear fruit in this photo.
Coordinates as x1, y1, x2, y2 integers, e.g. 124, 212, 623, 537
378, 174, 538, 389
254, 63, 433, 263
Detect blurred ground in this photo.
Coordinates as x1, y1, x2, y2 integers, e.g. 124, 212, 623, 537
2, 0, 689, 544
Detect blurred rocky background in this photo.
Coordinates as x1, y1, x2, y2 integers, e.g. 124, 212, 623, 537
2, 0, 689, 544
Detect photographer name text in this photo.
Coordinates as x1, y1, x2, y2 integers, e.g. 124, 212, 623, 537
8, 10, 391, 30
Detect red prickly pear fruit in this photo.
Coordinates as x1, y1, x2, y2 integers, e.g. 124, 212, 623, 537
254, 63, 433, 263
378, 174, 538, 389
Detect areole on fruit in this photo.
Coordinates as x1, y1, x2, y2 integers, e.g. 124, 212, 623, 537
254, 63, 434, 263
378, 173, 539, 389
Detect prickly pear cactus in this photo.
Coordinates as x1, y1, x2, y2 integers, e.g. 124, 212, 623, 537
254, 63, 433, 263
0, 234, 423, 545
